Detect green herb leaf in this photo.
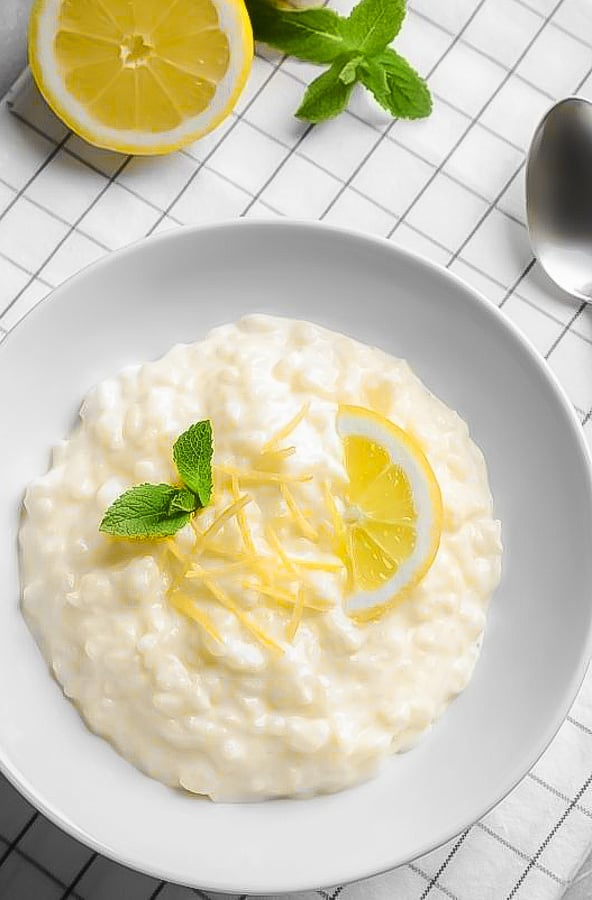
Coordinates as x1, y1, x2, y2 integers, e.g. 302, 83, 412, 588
359, 49, 432, 119
100, 484, 191, 539
244, 0, 432, 125
339, 54, 363, 85
296, 58, 357, 122
342, 0, 405, 55
172, 420, 213, 506
169, 488, 199, 514
245, 0, 346, 63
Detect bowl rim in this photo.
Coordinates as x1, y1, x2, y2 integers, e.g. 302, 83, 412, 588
2, 218, 592, 894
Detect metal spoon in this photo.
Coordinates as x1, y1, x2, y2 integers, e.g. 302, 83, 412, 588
526, 96, 592, 303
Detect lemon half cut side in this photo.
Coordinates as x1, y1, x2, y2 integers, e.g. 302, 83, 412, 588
29, 0, 253, 154
336, 405, 443, 621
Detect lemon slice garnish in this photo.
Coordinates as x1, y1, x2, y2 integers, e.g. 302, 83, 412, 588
29, 0, 253, 154
336, 405, 442, 620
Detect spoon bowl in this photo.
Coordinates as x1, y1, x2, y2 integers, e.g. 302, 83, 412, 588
526, 96, 592, 302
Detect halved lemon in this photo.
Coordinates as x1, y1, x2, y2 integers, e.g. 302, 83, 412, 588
336, 405, 442, 621
29, 0, 253, 155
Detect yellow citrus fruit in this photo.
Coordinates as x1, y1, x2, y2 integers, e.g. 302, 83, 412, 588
29, 0, 253, 155
336, 405, 442, 621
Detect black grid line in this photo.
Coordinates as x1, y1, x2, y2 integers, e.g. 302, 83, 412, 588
9, 108, 115, 183
528, 771, 592, 820
259, 49, 528, 157
236, 103, 527, 231
568, 715, 592, 737
511, 287, 567, 329
318, 888, 343, 900
475, 821, 566, 886
0, 246, 54, 288
196, 160, 258, 202
512, 0, 545, 20
7, 109, 187, 228
3, 69, 530, 319
410, 862, 461, 900
240, 123, 315, 215
386, 0, 566, 241
0, 812, 38, 871
498, 258, 536, 309
445, 161, 526, 271
408, 7, 557, 102
58, 851, 98, 900
0, 9, 579, 321
544, 301, 588, 360
0, 129, 71, 226
507, 771, 592, 898
0, 173, 115, 254
418, 829, 471, 900
145, 54, 290, 235
512, 0, 592, 52
318, 0, 490, 221
0, 832, 85, 900
0, 155, 132, 318
148, 881, 166, 899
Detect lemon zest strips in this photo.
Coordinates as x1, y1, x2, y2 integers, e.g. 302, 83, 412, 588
193, 563, 283, 654
199, 541, 244, 560
287, 557, 344, 573
165, 539, 188, 564
265, 524, 298, 574
216, 465, 313, 485
169, 591, 222, 643
194, 494, 252, 551
231, 475, 257, 556
259, 445, 296, 463
243, 581, 299, 608
184, 561, 246, 577
286, 586, 306, 640
262, 403, 310, 453
280, 483, 318, 541
244, 579, 331, 612
265, 524, 343, 576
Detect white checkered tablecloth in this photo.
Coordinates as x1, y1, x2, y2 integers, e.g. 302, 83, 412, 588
2, 0, 592, 898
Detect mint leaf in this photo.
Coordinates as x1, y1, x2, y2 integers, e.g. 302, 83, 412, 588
172, 419, 213, 506
360, 49, 431, 119
339, 55, 363, 85
245, 0, 346, 63
100, 484, 191, 539
296, 58, 357, 122
342, 0, 405, 54
169, 488, 198, 514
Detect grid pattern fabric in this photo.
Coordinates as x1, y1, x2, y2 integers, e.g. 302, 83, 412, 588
1, 1, 592, 897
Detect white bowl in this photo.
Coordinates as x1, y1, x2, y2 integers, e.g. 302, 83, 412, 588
1, 221, 591, 894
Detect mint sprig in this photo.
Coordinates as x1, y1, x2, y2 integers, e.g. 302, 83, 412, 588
245, 0, 431, 123
172, 419, 213, 506
100, 419, 213, 540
